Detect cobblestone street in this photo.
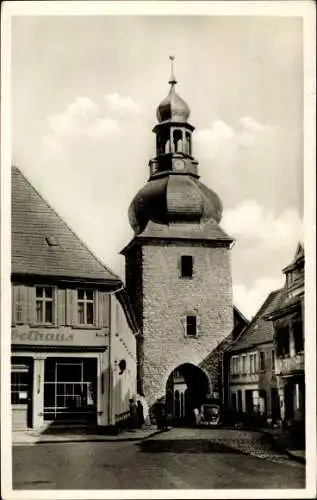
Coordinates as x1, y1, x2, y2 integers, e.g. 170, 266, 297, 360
13, 427, 305, 490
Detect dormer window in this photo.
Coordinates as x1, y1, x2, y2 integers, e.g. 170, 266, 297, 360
46, 236, 59, 247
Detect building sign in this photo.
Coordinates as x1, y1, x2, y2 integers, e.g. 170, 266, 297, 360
12, 329, 107, 347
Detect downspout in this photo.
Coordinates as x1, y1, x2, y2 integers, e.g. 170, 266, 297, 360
107, 294, 112, 426
107, 284, 125, 426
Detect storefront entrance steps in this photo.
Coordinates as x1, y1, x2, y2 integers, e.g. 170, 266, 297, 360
12, 424, 162, 445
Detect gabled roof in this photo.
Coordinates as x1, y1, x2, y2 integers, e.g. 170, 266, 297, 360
283, 241, 305, 274
228, 289, 283, 353
11, 167, 121, 284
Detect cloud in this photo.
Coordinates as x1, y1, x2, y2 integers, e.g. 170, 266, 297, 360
222, 199, 303, 251
48, 97, 121, 139
47, 92, 143, 142
104, 92, 143, 115
233, 277, 284, 320
195, 116, 277, 161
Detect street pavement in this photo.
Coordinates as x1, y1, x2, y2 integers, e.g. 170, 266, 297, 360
12, 427, 305, 490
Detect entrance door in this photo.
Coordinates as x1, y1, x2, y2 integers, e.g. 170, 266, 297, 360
11, 357, 33, 430
245, 390, 253, 414
237, 390, 243, 413
44, 358, 97, 423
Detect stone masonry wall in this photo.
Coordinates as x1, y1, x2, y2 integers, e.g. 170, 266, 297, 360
141, 241, 233, 406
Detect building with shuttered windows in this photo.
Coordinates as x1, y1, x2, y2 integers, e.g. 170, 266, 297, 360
11, 167, 138, 431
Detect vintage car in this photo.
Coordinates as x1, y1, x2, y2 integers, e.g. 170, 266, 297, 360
196, 403, 222, 427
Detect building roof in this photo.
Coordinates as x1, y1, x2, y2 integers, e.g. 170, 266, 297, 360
228, 289, 283, 353
128, 174, 226, 237
283, 241, 304, 273
265, 290, 303, 320
11, 166, 121, 284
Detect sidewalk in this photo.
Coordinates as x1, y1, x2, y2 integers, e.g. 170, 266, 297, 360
12, 424, 160, 445
260, 427, 306, 465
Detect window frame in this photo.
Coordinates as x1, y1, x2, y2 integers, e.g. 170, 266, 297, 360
11, 365, 30, 405
35, 286, 56, 326
180, 255, 194, 279
185, 314, 198, 337
259, 351, 266, 372
76, 288, 96, 327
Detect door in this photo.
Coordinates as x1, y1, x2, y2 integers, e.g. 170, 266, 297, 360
237, 390, 243, 413
245, 390, 253, 414
11, 357, 33, 430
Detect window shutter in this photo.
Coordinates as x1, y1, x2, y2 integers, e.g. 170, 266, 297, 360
103, 294, 110, 330
12, 285, 17, 324
57, 288, 66, 326
27, 286, 36, 325
66, 289, 76, 326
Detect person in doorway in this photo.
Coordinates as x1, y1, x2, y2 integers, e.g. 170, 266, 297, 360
136, 400, 145, 428
128, 398, 138, 431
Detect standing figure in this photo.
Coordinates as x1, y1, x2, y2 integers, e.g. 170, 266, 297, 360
136, 400, 145, 428
129, 398, 138, 430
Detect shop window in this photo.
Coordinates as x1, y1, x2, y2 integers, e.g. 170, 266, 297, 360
260, 351, 265, 371
186, 315, 197, 337
77, 289, 95, 325
36, 287, 54, 324
180, 255, 193, 278
11, 365, 29, 404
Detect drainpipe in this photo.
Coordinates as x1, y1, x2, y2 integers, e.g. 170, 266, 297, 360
107, 294, 112, 426
107, 284, 125, 426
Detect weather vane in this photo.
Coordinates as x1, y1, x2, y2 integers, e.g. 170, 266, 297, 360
169, 55, 175, 72
169, 55, 177, 84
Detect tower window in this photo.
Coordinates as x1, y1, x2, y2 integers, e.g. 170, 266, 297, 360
180, 255, 193, 278
186, 315, 197, 337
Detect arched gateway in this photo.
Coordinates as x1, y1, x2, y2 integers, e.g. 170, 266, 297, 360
165, 363, 210, 424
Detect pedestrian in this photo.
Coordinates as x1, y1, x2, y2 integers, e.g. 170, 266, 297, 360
136, 400, 145, 428
128, 398, 138, 431
153, 401, 163, 430
162, 400, 168, 431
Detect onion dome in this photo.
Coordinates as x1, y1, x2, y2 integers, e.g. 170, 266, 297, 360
156, 56, 190, 123
128, 175, 223, 236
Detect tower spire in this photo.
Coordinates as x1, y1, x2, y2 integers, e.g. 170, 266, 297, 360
168, 55, 177, 85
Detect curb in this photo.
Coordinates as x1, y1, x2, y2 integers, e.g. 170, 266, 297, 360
260, 430, 306, 465
13, 428, 163, 446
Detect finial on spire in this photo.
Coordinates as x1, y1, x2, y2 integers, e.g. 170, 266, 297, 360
169, 55, 177, 85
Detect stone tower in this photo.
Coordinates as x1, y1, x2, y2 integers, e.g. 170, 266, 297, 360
121, 58, 233, 418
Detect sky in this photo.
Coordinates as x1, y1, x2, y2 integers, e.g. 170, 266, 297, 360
11, 13, 304, 319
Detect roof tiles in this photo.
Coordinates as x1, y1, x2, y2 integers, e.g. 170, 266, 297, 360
11, 167, 121, 283
229, 289, 283, 352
